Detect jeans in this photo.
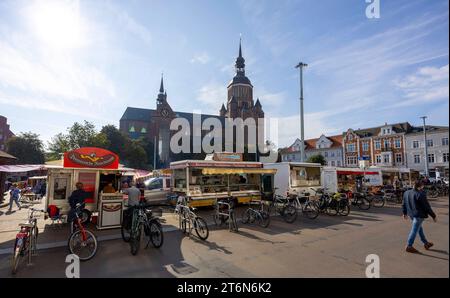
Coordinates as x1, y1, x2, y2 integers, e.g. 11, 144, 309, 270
9, 195, 20, 210
407, 217, 428, 247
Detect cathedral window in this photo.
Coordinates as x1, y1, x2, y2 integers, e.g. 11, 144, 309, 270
141, 127, 147, 133
129, 125, 135, 132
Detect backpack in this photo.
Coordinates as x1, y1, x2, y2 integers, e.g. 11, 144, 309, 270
47, 205, 60, 218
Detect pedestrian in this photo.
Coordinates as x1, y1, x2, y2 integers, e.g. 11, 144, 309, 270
402, 180, 437, 253
8, 183, 21, 212
68, 182, 87, 222
121, 182, 142, 230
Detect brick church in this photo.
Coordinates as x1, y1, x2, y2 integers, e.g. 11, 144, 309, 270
119, 40, 264, 168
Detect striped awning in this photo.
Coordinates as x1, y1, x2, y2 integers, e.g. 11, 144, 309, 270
201, 168, 277, 175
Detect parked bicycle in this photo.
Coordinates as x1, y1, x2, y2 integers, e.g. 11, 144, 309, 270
122, 202, 164, 255
242, 199, 270, 228
67, 203, 98, 261
213, 197, 238, 232
11, 208, 47, 274
344, 190, 371, 211
290, 188, 321, 219
262, 191, 297, 223
176, 196, 209, 240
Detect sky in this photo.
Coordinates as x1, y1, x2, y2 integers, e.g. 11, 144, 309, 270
0, 0, 448, 149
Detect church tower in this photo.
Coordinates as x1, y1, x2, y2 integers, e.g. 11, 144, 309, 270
221, 39, 263, 120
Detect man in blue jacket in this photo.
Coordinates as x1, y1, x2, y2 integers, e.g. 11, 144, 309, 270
402, 180, 437, 253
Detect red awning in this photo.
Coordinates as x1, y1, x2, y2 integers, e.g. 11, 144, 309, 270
0, 164, 46, 173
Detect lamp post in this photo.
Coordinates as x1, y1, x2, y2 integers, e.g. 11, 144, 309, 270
420, 116, 429, 177
295, 62, 308, 162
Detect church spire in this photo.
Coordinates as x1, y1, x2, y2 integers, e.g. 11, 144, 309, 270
235, 38, 245, 75
238, 37, 242, 58
159, 73, 164, 93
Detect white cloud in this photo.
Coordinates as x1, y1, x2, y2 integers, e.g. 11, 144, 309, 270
196, 82, 227, 114
190, 52, 211, 64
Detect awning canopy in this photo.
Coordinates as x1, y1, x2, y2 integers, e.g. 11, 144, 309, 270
0, 164, 46, 173
202, 168, 277, 175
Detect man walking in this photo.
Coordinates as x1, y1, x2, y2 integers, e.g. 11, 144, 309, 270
8, 183, 21, 212
402, 180, 437, 253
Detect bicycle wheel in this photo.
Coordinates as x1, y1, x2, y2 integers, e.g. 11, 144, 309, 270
282, 205, 297, 223
428, 190, 439, 198
338, 201, 350, 216
242, 208, 252, 224
148, 221, 164, 248
68, 229, 98, 261
180, 211, 188, 233
258, 211, 270, 228
194, 217, 209, 240
11, 238, 24, 275
358, 198, 371, 210
130, 223, 142, 255
370, 196, 385, 208
302, 202, 319, 219
121, 222, 131, 242
326, 201, 338, 216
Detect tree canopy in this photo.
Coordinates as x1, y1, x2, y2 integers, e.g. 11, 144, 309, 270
307, 154, 327, 165
6, 132, 45, 164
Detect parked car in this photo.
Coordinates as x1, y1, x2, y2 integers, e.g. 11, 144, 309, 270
143, 176, 171, 204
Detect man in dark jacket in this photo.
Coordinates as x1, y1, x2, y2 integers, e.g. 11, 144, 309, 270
402, 180, 437, 253
68, 182, 87, 222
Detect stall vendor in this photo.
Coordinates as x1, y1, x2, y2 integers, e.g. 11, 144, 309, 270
102, 182, 116, 193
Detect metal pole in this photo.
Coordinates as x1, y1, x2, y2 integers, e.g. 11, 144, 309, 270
296, 62, 307, 162
420, 116, 429, 177
153, 135, 157, 170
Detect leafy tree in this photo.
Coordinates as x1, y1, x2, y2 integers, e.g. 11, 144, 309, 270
123, 139, 148, 169
307, 154, 327, 165
47, 133, 71, 160
6, 132, 45, 164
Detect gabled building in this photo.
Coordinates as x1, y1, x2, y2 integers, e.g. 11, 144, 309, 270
281, 134, 343, 166
342, 122, 412, 168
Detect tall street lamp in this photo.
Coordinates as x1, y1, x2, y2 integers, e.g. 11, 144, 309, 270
420, 116, 429, 177
295, 62, 307, 162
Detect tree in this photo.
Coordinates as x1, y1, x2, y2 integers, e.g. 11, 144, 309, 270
6, 132, 45, 164
307, 154, 327, 165
123, 139, 148, 169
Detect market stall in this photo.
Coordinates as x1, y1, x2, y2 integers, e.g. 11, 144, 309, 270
368, 166, 416, 187
45, 147, 134, 229
264, 162, 322, 197
170, 153, 276, 207
321, 167, 382, 193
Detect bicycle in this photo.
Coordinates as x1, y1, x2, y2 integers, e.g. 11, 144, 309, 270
344, 190, 371, 211
213, 197, 238, 232
262, 191, 297, 223
290, 188, 320, 219
241, 199, 270, 228
124, 202, 164, 255
11, 208, 47, 274
176, 196, 209, 240
67, 203, 98, 261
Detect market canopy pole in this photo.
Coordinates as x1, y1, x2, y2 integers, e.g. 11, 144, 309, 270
420, 116, 429, 177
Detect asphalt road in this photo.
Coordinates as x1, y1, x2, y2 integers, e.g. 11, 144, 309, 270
1, 197, 448, 278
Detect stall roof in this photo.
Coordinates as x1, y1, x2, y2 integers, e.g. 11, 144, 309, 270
0, 150, 17, 160
264, 162, 322, 167
0, 164, 45, 173
170, 159, 263, 169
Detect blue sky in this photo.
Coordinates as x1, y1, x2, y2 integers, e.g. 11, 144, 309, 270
0, 0, 448, 149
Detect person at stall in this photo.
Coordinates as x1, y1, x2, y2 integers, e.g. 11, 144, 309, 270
239, 175, 247, 184
402, 180, 437, 253
102, 182, 116, 193
122, 182, 142, 229
68, 182, 88, 222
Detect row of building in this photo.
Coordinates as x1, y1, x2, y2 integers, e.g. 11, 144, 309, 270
281, 122, 449, 177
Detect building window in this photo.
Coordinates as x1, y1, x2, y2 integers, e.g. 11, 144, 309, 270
442, 138, 449, 146
346, 144, 356, 152
428, 154, 435, 163
348, 134, 353, 141
443, 153, 449, 163
375, 140, 381, 150
395, 153, 402, 164
141, 127, 147, 133
337, 161, 341, 166
346, 156, 357, 165
412, 140, 419, 149
129, 125, 135, 133
384, 139, 390, 149
414, 155, 420, 164
394, 138, 401, 148
331, 161, 335, 166
426, 139, 433, 147
383, 154, 390, 163
362, 142, 369, 152
376, 155, 382, 163
324, 151, 328, 157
